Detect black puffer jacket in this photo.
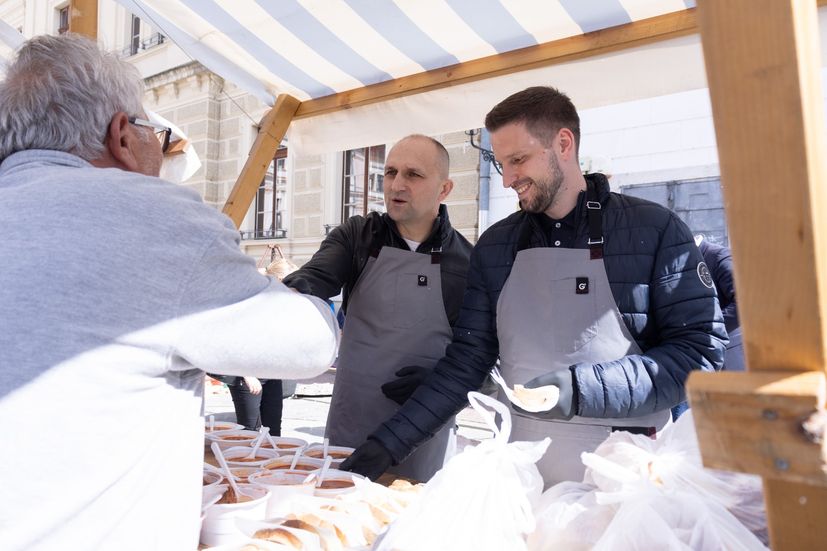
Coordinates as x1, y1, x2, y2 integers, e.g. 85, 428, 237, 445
372, 173, 727, 463
282, 205, 472, 325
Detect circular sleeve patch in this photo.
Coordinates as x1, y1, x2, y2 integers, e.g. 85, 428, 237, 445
697, 262, 715, 289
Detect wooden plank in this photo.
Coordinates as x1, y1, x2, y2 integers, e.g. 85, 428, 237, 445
697, 0, 827, 373
295, 9, 698, 119
693, 0, 827, 547
222, 94, 300, 228
68, 0, 97, 40
687, 371, 827, 485
764, 479, 827, 549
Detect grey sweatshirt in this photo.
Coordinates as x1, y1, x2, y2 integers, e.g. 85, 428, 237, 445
0, 150, 338, 550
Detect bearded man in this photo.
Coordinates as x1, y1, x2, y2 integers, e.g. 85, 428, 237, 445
341, 86, 726, 487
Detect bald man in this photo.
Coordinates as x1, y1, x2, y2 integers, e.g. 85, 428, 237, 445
283, 135, 472, 480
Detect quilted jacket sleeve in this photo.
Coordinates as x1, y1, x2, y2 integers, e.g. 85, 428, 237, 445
281, 218, 361, 300
573, 213, 728, 418
370, 238, 499, 463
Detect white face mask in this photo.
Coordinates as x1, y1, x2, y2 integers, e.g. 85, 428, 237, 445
160, 146, 201, 184
145, 108, 201, 184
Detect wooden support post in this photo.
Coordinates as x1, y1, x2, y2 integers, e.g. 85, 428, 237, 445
688, 0, 827, 548
68, 0, 97, 40
222, 94, 300, 229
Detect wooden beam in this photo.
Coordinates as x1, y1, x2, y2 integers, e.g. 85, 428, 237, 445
764, 479, 827, 550
222, 94, 300, 228
697, 0, 827, 373
687, 371, 827, 485
295, 9, 698, 119
691, 0, 827, 547
68, 0, 97, 40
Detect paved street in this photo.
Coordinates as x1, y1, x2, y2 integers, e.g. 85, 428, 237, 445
205, 369, 495, 450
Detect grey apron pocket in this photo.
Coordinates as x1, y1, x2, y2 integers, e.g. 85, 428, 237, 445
549, 278, 599, 352
393, 272, 435, 329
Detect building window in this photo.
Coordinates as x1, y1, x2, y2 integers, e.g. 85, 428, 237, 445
129, 15, 141, 55
620, 177, 730, 245
57, 6, 70, 35
342, 145, 385, 220
250, 148, 288, 240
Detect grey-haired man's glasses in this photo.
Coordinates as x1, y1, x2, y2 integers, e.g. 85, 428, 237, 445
128, 116, 172, 154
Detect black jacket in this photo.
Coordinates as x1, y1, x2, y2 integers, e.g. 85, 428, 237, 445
698, 239, 738, 333
372, 173, 727, 463
282, 205, 472, 325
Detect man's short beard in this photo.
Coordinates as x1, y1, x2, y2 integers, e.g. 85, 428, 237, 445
521, 153, 564, 214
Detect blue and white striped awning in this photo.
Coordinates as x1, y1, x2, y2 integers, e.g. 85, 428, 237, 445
0, 19, 24, 79
116, 0, 697, 105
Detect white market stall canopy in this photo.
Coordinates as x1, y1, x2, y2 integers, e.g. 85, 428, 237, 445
0, 19, 24, 79
114, 0, 708, 154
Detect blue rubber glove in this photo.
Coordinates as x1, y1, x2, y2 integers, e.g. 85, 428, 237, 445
513, 369, 577, 420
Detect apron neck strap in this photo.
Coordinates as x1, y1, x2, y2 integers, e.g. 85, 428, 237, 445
369, 244, 443, 264
586, 179, 604, 260
430, 246, 442, 264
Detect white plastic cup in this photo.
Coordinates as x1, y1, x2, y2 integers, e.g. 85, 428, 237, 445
313, 469, 364, 498
204, 421, 244, 434
248, 470, 317, 518
262, 455, 325, 473
259, 436, 308, 452
200, 483, 269, 547
222, 446, 279, 468
304, 444, 355, 468
206, 429, 261, 450
202, 469, 223, 489
227, 467, 267, 484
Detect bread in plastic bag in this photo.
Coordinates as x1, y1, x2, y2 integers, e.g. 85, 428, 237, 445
530, 410, 768, 550
374, 392, 550, 551
584, 410, 767, 545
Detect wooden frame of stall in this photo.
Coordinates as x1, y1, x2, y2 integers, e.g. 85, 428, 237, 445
70, 1, 827, 548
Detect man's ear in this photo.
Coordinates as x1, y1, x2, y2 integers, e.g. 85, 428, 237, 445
438, 178, 454, 202
557, 128, 576, 162
104, 112, 141, 172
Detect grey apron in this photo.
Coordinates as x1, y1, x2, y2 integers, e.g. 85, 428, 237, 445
325, 245, 455, 481
496, 194, 670, 488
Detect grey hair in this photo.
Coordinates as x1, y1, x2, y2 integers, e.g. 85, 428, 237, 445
0, 33, 145, 162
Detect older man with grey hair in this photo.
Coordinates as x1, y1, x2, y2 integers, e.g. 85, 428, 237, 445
0, 34, 339, 549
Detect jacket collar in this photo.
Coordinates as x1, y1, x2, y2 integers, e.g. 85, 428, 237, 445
520, 173, 611, 249
0, 149, 92, 177
382, 203, 450, 251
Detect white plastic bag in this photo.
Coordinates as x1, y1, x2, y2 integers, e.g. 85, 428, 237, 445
375, 392, 550, 551
584, 411, 767, 544
591, 487, 765, 551
527, 481, 614, 551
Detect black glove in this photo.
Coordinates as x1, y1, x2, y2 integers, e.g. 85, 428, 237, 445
380, 365, 429, 405
513, 369, 578, 421
339, 439, 394, 480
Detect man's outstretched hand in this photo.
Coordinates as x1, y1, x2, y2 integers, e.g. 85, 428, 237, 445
339, 439, 394, 480
513, 369, 577, 420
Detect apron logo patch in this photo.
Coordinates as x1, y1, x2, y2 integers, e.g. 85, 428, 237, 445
417, 275, 428, 286
697, 262, 714, 289
576, 277, 589, 294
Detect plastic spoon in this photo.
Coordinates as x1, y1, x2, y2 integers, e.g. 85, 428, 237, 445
208, 415, 215, 432
211, 442, 242, 501
289, 445, 306, 470
322, 437, 329, 459
316, 456, 333, 488
490, 366, 559, 413
246, 426, 269, 459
